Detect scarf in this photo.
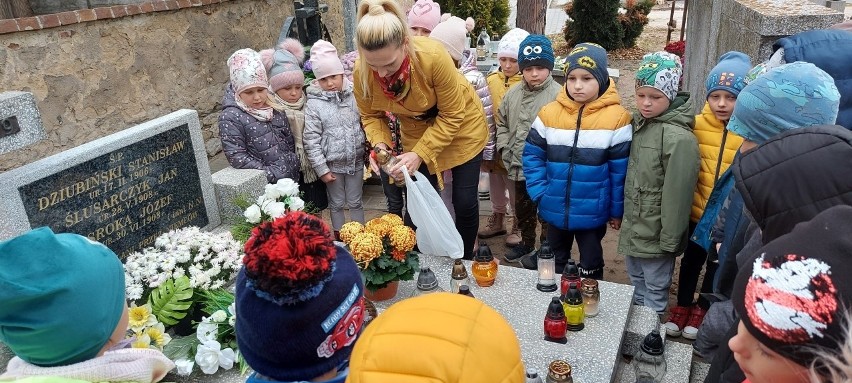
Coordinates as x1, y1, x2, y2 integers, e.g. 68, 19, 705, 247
268, 92, 318, 183
235, 87, 275, 122
0, 349, 175, 383
374, 55, 412, 102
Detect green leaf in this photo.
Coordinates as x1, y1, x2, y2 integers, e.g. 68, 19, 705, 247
148, 276, 194, 326
162, 335, 199, 361
197, 289, 235, 316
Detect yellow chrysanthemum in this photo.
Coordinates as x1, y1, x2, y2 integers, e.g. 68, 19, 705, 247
143, 323, 172, 349
380, 213, 404, 227
128, 303, 158, 333
365, 218, 393, 238
339, 222, 365, 245
389, 225, 416, 255
349, 232, 384, 265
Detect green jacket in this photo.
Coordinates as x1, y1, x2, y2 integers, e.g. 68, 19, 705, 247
618, 92, 699, 258
495, 76, 561, 181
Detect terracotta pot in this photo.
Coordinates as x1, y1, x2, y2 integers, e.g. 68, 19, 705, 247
364, 280, 399, 301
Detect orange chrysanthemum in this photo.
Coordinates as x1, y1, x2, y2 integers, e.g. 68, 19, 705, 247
365, 218, 393, 238
380, 213, 404, 227
349, 232, 383, 265
391, 249, 407, 262
389, 225, 416, 254
339, 222, 364, 245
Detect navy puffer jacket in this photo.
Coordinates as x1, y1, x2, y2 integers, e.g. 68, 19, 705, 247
774, 29, 852, 130
219, 84, 300, 183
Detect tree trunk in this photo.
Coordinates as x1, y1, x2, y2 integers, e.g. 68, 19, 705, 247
515, 0, 547, 35
1, 0, 34, 19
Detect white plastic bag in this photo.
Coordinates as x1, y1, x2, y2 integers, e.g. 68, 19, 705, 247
402, 167, 464, 259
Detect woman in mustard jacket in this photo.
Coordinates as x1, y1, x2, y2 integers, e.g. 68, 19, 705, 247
353, 0, 488, 260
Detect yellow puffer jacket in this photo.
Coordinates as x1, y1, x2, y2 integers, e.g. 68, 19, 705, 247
346, 293, 525, 383
691, 102, 743, 222
355, 37, 488, 176
486, 71, 523, 111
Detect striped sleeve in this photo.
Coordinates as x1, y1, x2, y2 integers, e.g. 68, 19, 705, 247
608, 122, 633, 219
523, 117, 549, 203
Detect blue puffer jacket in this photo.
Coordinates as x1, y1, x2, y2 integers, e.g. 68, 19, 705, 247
523, 83, 632, 230
773, 29, 852, 130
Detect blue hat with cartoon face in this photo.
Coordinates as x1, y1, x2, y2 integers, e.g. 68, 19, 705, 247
727, 61, 841, 144
518, 34, 554, 72
705, 51, 751, 99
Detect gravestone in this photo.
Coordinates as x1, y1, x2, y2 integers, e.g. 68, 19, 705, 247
0, 109, 221, 258
0, 92, 47, 156
684, 0, 843, 114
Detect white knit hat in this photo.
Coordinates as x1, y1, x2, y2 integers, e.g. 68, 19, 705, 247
498, 28, 530, 60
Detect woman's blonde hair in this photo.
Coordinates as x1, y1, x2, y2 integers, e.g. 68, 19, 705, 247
354, 0, 418, 96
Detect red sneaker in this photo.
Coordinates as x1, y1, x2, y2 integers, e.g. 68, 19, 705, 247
664, 305, 690, 337
683, 305, 708, 340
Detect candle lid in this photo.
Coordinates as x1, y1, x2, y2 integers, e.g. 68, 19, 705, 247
474, 243, 494, 262
547, 360, 572, 377
581, 278, 599, 291
547, 296, 565, 318
537, 241, 553, 260
452, 259, 468, 279
566, 282, 583, 304
563, 260, 579, 278
416, 266, 439, 290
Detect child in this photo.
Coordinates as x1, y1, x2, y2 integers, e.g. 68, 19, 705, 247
482, 28, 529, 245
495, 34, 561, 265
220, 48, 300, 184
236, 211, 365, 383
667, 51, 749, 339
524, 43, 632, 279
0, 228, 174, 382
617, 51, 699, 315
430, 14, 492, 225
728, 205, 852, 383
303, 40, 366, 239
347, 293, 524, 383
261, 39, 329, 212
406, 0, 440, 36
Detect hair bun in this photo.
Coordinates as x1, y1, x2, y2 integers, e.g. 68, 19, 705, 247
369, 3, 386, 15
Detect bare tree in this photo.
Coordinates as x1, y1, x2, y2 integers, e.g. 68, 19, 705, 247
515, 0, 547, 35
1, 0, 34, 19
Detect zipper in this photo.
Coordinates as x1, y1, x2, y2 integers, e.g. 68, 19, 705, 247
563, 104, 585, 228
714, 130, 728, 185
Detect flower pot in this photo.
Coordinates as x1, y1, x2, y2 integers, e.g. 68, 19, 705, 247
364, 280, 399, 301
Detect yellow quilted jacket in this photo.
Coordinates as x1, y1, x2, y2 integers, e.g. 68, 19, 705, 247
486, 71, 523, 111
691, 102, 743, 222
355, 37, 488, 176
346, 293, 525, 383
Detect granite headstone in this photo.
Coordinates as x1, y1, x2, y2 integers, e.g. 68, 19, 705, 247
0, 91, 47, 156
0, 109, 221, 258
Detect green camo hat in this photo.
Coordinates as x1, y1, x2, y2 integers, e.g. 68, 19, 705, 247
0, 227, 125, 366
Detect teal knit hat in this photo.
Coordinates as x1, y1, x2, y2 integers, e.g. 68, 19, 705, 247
0, 227, 125, 367
727, 62, 841, 144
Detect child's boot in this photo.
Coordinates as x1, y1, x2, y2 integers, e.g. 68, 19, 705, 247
505, 220, 522, 247
664, 305, 691, 337
478, 213, 507, 238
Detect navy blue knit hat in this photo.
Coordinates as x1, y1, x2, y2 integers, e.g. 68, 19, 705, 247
236, 212, 365, 381
705, 51, 751, 99
518, 34, 554, 72
565, 42, 610, 96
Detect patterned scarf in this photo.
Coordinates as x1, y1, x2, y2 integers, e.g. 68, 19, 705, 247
268, 92, 318, 183
374, 55, 412, 101
234, 87, 275, 122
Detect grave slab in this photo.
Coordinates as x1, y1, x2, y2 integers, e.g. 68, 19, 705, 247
211, 167, 267, 224
375, 254, 635, 383
0, 109, 221, 258
0, 92, 47, 156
